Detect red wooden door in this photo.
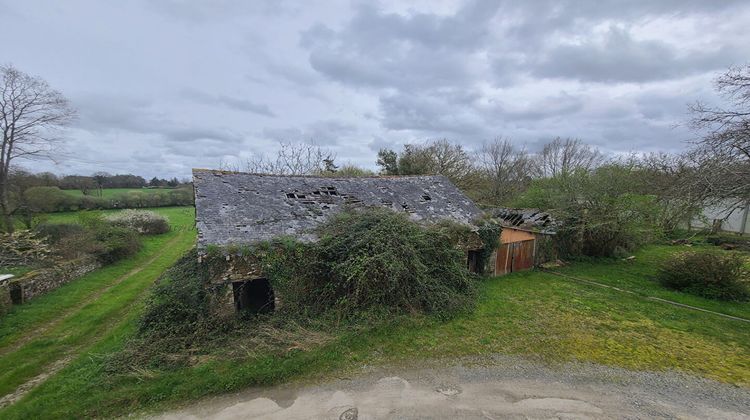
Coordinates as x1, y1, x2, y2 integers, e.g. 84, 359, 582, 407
496, 243, 511, 275
495, 239, 535, 275
511, 239, 535, 271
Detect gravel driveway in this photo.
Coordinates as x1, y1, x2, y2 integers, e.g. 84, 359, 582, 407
155, 355, 750, 419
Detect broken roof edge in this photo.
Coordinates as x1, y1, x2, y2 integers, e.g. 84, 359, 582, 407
490, 207, 558, 235
191, 168, 450, 181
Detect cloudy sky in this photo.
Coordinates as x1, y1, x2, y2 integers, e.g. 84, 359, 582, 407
3, 0, 749, 178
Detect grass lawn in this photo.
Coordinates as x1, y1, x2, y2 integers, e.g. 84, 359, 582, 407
0, 207, 196, 416
1, 239, 748, 418
554, 244, 750, 320
60, 188, 182, 198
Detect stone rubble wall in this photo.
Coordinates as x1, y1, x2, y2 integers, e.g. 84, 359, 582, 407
7, 256, 101, 305
0, 281, 11, 316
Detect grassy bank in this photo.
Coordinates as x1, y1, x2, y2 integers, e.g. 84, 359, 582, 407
2, 241, 748, 418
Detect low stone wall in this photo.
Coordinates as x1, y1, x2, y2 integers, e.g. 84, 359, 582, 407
8, 256, 101, 305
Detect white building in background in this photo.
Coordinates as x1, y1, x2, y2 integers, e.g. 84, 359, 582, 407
691, 201, 750, 235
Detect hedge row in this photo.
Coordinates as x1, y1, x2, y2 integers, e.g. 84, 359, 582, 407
22, 186, 193, 213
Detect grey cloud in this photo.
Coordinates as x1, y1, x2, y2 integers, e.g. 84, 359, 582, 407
532, 27, 742, 83
379, 93, 488, 139
163, 138, 238, 158
262, 120, 358, 145
182, 89, 275, 117
8, 0, 750, 180
342, 1, 500, 50
491, 92, 584, 121
74, 93, 243, 147
73, 94, 155, 134
497, 0, 748, 48
308, 42, 470, 91
145, 0, 294, 22
160, 126, 242, 144
303, 1, 499, 91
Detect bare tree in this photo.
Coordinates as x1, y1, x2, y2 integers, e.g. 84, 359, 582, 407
475, 137, 534, 205
535, 137, 603, 177
244, 141, 335, 176
1, 65, 75, 232
688, 64, 750, 205
629, 152, 704, 231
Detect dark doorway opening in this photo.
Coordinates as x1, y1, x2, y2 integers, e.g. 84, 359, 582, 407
9, 284, 23, 305
233, 278, 275, 314
467, 250, 481, 273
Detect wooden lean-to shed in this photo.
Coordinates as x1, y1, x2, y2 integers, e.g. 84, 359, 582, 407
491, 208, 557, 275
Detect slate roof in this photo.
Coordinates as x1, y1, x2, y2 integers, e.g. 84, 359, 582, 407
193, 169, 484, 248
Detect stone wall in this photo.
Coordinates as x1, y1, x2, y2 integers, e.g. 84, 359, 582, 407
0, 281, 11, 316
8, 256, 101, 305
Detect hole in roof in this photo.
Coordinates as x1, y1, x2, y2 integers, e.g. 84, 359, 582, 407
286, 193, 295, 198
421, 194, 431, 201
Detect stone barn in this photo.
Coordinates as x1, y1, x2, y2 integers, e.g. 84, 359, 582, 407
192, 169, 487, 314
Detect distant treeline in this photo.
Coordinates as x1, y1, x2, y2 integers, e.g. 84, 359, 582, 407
17, 171, 189, 195
7, 170, 194, 226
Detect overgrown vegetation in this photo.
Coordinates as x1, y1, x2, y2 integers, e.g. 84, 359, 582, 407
16, 210, 170, 267
33, 214, 141, 264
476, 222, 502, 274
657, 250, 750, 301
294, 208, 477, 318
114, 208, 479, 373
514, 166, 663, 257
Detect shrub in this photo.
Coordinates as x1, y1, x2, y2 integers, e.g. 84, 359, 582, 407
477, 222, 502, 274
78, 214, 142, 264
35, 222, 86, 244
267, 208, 477, 319
657, 250, 750, 301
24, 186, 72, 213
90, 224, 142, 264
105, 210, 170, 234
35, 222, 92, 260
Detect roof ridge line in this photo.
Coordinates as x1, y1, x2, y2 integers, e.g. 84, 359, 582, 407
191, 168, 448, 180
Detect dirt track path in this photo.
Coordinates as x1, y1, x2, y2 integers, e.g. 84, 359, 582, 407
0, 234, 184, 358
156, 356, 750, 420
0, 230, 190, 409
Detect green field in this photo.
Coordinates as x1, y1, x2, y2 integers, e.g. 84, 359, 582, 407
61, 188, 183, 198
1, 236, 748, 418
